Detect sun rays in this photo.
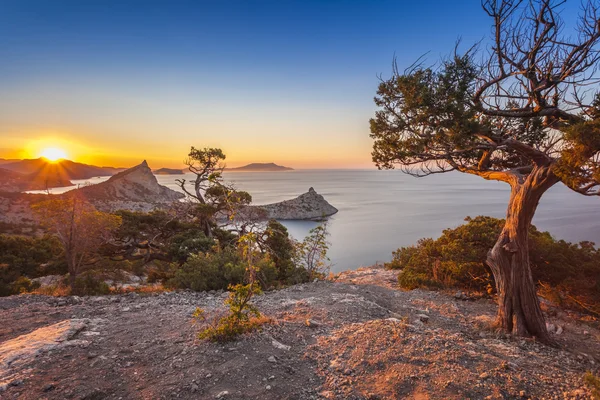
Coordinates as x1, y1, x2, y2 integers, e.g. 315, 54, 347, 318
40, 147, 68, 162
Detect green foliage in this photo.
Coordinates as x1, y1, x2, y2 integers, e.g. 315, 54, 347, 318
169, 248, 246, 291
71, 271, 111, 296
294, 222, 331, 279
166, 229, 215, 263
10, 276, 41, 294
195, 233, 266, 342
585, 372, 600, 399
264, 220, 296, 281
389, 216, 600, 313
0, 234, 64, 296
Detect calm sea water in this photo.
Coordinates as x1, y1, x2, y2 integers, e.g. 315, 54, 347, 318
35, 170, 600, 273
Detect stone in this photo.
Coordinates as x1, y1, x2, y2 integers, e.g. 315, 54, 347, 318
268, 356, 277, 363
555, 325, 563, 335
42, 383, 56, 392
215, 390, 229, 399
271, 339, 291, 351
306, 319, 321, 328
417, 314, 430, 323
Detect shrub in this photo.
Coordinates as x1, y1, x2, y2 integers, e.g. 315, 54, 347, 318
0, 234, 64, 296
10, 276, 40, 294
264, 220, 296, 280
195, 282, 266, 342
169, 248, 246, 291
71, 271, 111, 296
585, 372, 600, 399
388, 216, 600, 314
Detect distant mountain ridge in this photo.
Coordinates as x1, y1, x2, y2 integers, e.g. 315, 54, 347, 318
154, 167, 184, 175
226, 163, 293, 172
0, 158, 125, 192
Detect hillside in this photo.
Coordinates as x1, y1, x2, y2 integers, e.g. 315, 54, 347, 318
226, 163, 293, 172
0, 158, 122, 190
74, 160, 184, 211
0, 266, 597, 399
0, 168, 72, 192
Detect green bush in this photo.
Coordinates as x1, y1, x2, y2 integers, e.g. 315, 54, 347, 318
0, 234, 64, 296
585, 372, 600, 399
72, 271, 111, 296
195, 282, 266, 342
169, 248, 246, 291
388, 216, 600, 313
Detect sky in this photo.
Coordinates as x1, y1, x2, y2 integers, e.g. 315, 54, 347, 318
0, 0, 583, 168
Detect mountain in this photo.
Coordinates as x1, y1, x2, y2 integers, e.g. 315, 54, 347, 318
0, 158, 21, 165
153, 167, 184, 175
226, 163, 293, 172
0, 158, 121, 183
74, 160, 184, 212
0, 168, 72, 192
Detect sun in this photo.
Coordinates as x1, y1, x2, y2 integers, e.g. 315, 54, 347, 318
40, 147, 68, 162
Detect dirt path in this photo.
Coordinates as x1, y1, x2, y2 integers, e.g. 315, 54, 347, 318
1, 266, 598, 399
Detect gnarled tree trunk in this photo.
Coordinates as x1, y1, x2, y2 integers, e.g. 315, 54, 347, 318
486, 166, 558, 343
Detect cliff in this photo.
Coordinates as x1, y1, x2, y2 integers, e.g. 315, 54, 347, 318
73, 160, 184, 212
249, 187, 337, 220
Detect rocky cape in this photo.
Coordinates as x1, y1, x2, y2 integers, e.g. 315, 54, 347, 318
73, 160, 184, 212
242, 187, 338, 221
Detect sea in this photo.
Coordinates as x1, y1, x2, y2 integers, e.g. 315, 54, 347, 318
30, 170, 600, 273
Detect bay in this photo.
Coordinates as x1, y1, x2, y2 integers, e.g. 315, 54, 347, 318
31, 170, 600, 273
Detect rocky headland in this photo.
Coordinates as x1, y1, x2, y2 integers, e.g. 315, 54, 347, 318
0, 265, 597, 399
71, 161, 184, 212
244, 187, 338, 221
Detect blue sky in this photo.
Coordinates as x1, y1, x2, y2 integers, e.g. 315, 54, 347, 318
0, 0, 583, 167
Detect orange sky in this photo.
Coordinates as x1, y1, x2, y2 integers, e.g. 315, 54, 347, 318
0, 126, 375, 169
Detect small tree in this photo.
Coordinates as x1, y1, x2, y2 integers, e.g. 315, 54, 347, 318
370, 0, 600, 342
176, 147, 251, 237
295, 222, 331, 279
263, 219, 296, 281
33, 193, 121, 287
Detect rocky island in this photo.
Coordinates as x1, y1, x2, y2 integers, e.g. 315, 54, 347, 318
243, 187, 338, 220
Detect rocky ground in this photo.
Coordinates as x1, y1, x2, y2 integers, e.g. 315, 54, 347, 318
1, 266, 599, 399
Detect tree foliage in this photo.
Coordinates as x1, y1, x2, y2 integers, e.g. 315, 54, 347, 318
176, 147, 252, 237
32, 194, 122, 286
388, 216, 600, 314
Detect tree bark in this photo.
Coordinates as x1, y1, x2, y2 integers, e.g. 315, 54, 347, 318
486, 166, 558, 343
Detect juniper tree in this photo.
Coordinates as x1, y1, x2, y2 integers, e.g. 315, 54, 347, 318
177, 147, 251, 237
370, 0, 600, 343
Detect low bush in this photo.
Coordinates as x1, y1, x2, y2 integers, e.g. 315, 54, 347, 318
585, 372, 600, 399
169, 248, 246, 291
195, 282, 266, 342
388, 216, 600, 314
72, 271, 111, 296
